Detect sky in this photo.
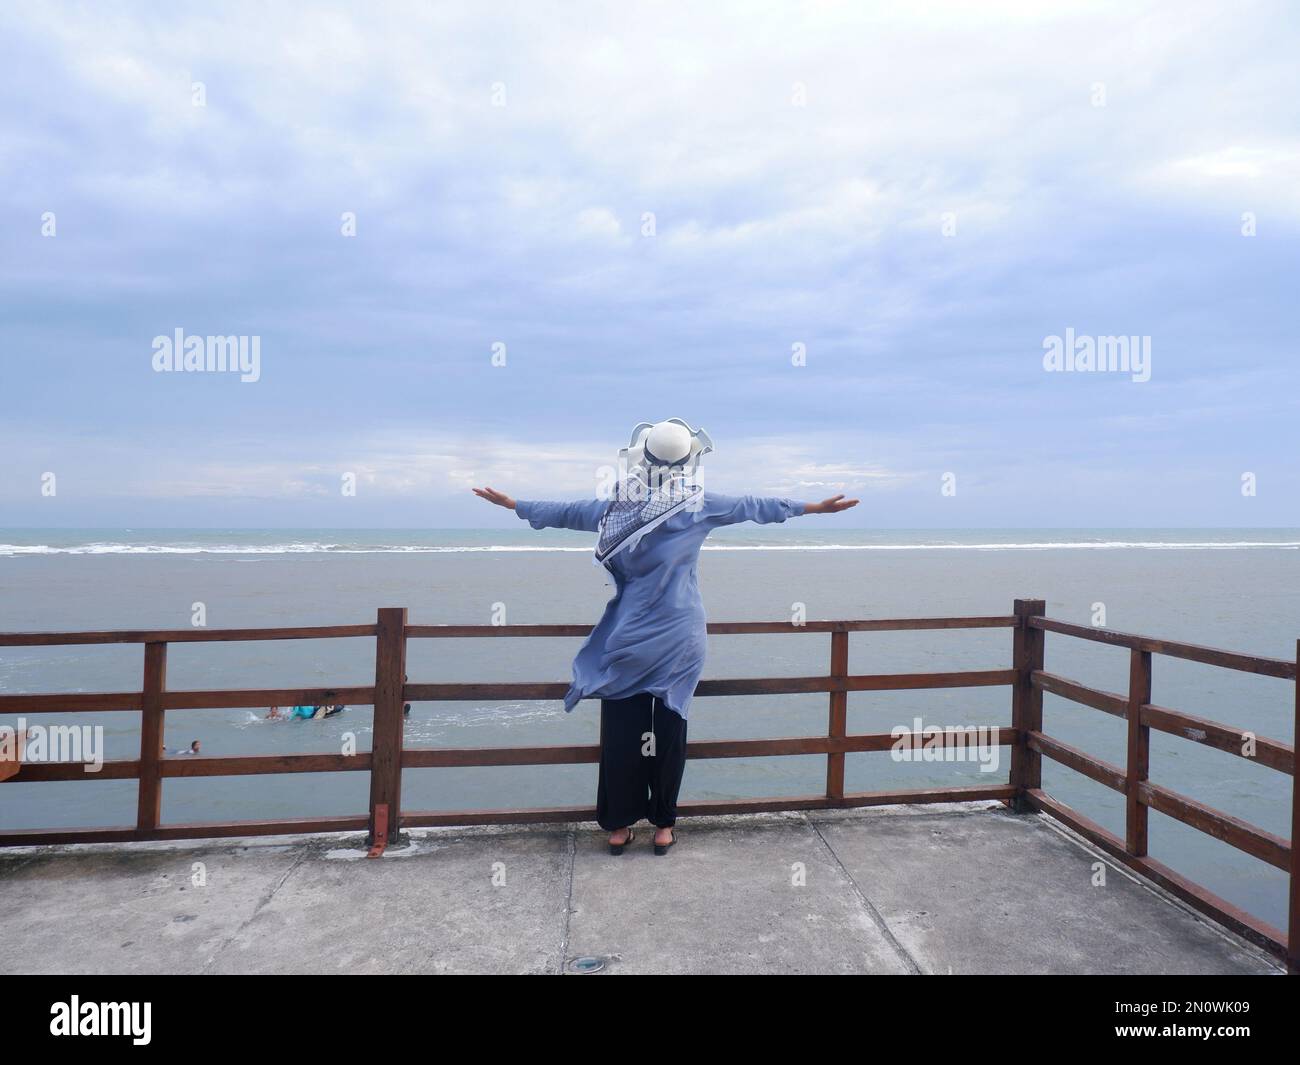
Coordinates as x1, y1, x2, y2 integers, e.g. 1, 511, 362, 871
1, 0, 1297, 528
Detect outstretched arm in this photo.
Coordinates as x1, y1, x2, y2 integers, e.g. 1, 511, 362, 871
702, 492, 859, 527
472, 486, 608, 532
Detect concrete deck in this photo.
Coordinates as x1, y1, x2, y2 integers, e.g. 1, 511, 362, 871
0, 802, 1284, 975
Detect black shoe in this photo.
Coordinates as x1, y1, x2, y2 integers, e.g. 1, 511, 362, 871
608, 827, 635, 855
653, 828, 676, 856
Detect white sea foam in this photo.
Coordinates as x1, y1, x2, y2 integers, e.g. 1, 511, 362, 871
0, 542, 590, 556
2, 539, 1298, 557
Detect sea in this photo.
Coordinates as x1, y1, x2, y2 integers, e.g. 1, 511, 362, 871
2, 527, 1297, 932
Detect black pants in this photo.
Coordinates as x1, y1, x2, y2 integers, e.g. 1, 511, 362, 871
596, 692, 688, 830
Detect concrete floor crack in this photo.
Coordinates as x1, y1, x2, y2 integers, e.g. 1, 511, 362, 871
555, 826, 577, 974
199, 845, 311, 974
808, 815, 922, 975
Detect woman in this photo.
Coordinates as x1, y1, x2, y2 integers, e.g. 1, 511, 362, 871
473, 418, 857, 856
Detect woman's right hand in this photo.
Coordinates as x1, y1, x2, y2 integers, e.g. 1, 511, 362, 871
472, 486, 516, 510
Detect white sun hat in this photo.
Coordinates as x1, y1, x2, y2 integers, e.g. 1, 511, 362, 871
596, 418, 714, 568
620, 418, 714, 476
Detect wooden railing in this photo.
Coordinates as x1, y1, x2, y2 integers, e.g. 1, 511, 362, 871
0, 600, 1296, 969
1011, 604, 1298, 970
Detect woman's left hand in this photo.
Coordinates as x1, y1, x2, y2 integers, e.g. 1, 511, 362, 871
805, 494, 859, 514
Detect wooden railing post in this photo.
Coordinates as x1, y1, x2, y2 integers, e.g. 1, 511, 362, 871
1010, 599, 1046, 812
368, 607, 408, 847
825, 627, 849, 803
1288, 639, 1299, 972
1125, 648, 1153, 856
136, 641, 168, 833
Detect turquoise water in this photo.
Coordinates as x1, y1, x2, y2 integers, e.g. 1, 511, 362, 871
1, 527, 1297, 932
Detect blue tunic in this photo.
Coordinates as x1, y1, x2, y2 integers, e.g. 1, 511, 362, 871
515, 493, 806, 720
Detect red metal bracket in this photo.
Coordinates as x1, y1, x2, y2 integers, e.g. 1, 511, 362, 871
367, 803, 389, 858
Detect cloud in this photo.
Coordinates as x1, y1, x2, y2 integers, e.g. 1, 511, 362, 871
0, 1, 1297, 526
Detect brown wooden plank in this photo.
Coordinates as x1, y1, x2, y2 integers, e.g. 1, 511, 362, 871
1141, 703, 1294, 775
839, 727, 1016, 755
403, 617, 1017, 639
10, 759, 140, 782
399, 729, 1018, 769
1138, 781, 1290, 871
685, 785, 1015, 815
0, 624, 377, 647
400, 784, 1018, 828
1032, 670, 1127, 718
11, 735, 1006, 779
1027, 731, 1127, 793
402, 804, 603, 827
405, 681, 571, 701
826, 629, 849, 801
838, 783, 1016, 808
136, 642, 167, 832
1126, 649, 1152, 856
0, 815, 376, 848
368, 607, 407, 845
0, 692, 143, 713
733, 671, 1017, 693
161, 753, 371, 777
710, 617, 1017, 633
0, 826, 145, 846
1029, 617, 1295, 680
404, 624, 595, 638
404, 744, 600, 768
162, 686, 374, 710
689, 736, 838, 758
806, 617, 1017, 632
404, 670, 1015, 702
147, 815, 371, 840
653, 676, 841, 697
1010, 599, 1046, 809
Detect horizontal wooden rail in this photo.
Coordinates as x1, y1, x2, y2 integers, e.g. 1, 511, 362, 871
0, 687, 374, 713
1140, 703, 1294, 776
6, 728, 1016, 780
162, 686, 374, 711
1137, 781, 1290, 872
3, 674, 1013, 714
400, 727, 1016, 769
404, 616, 1017, 638
0, 617, 1018, 647
9, 759, 142, 783
0, 624, 378, 647
0, 691, 143, 713
1027, 731, 1127, 793
0, 783, 1018, 847
0, 815, 371, 848
405, 670, 1015, 702
1028, 616, 1295, 680
1031, 670, 1127, 718
161, 753, 371, 778
9, 754, 374, 782
399, 784, 1020, 828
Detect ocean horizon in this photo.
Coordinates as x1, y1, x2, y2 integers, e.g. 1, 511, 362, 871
4, 526, 1300, 556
